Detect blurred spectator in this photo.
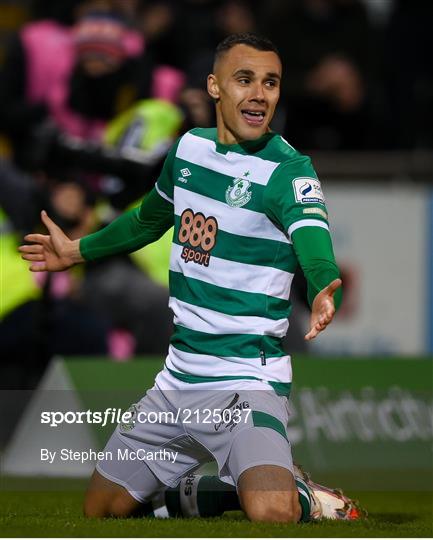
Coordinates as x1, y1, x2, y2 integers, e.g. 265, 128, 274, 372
67, 13, 149, 128
0, 154, 173, 378
30, 99, 184, 211
260, 0, 374, 150
384, 0, 433, 149
0, 6, 152, 169
180, 87, 215, 129
100, 98, 183, 208
0, 159, 110, 388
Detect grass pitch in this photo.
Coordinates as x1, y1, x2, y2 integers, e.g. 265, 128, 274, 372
0, 478, 432, 537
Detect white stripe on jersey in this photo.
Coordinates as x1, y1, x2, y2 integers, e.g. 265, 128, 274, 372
165, 345, 293, 382
176, 132, 280, 186
174, 186, 291, 244
288, 219, 329, 240
169, 297, 289, 337
170, 244, 294, 301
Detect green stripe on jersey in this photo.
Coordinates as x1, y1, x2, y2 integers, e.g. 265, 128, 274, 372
167, 367, 259, 384
171, 325, 285, 359
166, 367, 291, 397
188, 127, 216, 143
169, 270, 291, 319
173, 215, 297, 273
268, 381, 292, 397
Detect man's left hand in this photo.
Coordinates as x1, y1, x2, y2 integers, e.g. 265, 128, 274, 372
305, 278, 342, 341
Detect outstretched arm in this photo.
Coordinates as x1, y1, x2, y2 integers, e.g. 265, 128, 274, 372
19, 187, 173, 272
291, 225, 343, 341
262, 158, 342, 342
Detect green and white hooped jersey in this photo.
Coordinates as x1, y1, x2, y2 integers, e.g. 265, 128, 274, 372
155, 128, 329, 389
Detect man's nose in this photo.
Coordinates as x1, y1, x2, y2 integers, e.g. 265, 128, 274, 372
250, 83, 265, 101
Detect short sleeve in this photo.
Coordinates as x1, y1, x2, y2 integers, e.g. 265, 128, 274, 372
154, 137, 181, 204
263, 155, 330, 241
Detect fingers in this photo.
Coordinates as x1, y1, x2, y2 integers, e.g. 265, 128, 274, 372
19, 244, 44, 254
19, 243, 45, 262
21, 253, 45, 262
325, 278, 342, 296
321, 306, 335, 324
305, 327, 318, 341
23, 233, 50, 244
305, 320, 325, 341
41, 210, 60, 234
29, 262, 47, 272
305, 309, 335, 341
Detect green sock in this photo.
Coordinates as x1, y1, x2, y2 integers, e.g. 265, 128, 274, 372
164, 474, 240, 518
295, 477, 312, 522
150, 474, 311, 521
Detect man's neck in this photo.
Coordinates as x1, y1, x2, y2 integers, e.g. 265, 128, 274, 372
216, 125, 270, 146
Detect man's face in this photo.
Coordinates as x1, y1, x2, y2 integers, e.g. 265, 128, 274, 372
208, 44, 282, 144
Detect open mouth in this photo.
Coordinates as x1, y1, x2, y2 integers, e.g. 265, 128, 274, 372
241, 110, 265, 125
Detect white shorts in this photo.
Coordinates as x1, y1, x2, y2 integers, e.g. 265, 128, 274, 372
97, 368, 294, 502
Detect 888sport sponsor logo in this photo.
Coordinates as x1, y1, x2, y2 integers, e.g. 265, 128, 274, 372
178, 208, 218, 267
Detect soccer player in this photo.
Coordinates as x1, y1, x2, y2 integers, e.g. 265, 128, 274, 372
20, 33, 359, 523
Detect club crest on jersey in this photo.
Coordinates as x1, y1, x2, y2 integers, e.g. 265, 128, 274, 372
225, 177, 252, 208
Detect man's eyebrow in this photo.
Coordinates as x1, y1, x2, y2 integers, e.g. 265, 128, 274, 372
233, 69, 255, 77
266, 72, 281, 80
232, 69, 281, 80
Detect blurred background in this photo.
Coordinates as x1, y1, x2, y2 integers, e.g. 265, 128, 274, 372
0, 0, 432, 486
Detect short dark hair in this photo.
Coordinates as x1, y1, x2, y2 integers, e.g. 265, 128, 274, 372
214, 33, 280, 68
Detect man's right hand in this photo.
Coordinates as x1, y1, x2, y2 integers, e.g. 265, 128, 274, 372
19, 210, 84, 272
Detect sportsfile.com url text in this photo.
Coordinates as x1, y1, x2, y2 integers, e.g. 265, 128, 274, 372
40, 407, 251, 427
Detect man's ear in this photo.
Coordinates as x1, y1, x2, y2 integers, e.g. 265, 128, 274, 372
207, 74, 220, 100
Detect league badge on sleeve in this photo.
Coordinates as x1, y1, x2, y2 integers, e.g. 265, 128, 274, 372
293, 177, 325, 204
